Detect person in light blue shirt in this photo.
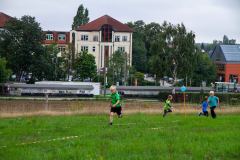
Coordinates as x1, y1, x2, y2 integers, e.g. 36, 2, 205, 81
208, 91, 220, 118
199, 96, 208, 117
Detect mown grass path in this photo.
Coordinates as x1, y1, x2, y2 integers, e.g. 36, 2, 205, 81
0, 114, 239, 160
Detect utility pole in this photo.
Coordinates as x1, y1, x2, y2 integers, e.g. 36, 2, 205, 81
124, 53, 127, 86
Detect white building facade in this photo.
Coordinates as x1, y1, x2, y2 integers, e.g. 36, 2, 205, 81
70, 15, 133, 70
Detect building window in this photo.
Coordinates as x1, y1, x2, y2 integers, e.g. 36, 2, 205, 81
115, 36, 120, 42
93, 35, 98, 42
81, 35, 88, 41
216, 64, 225, 72
58, 46, 66, 52
81, 46, 88, 52
118, 47, 125, 52
101, 24, 112, 42
58, 34, 66, 41
122, 36, 128, 42
46, 34, 53, 40
92, 46, 96, 52
229, 75, 238, 83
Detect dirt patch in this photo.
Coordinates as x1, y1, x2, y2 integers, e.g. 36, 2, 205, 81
0, 100, 239, 118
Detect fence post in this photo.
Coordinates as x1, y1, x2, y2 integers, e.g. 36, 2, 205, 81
45, 93, 49, 111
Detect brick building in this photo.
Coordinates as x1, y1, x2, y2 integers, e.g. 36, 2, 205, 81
0, 12, 12, 29
42, 31, 70, 55
210, 45, 240, 84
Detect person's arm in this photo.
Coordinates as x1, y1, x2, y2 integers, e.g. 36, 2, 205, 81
112, 100, 120, 107
207, 98, 210, 107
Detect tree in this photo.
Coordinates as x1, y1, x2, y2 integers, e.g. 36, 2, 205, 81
74, 51, 97, 81
0, 58, 11, 83
192, 52, 217, 86
223, 35, 229, 44
31, 44, 66, 81
148, 32, 168, 81
127, 21, 147, 72
0, 16, 44, 81
107, 51, 129, 85
144, 22, 162, 59
133, 72, 144, 86
148, 22, 196, 85
72, 4, 90, 30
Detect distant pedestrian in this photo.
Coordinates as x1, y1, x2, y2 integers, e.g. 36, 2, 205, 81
109, 85, 122, 125
163, 95, 173, 117
208, 91, 220, 118
199, 96, 209, 117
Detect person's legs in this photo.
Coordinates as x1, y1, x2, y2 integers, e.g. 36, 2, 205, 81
203, 111, 208, 117
163, 109, 172, 117
117, 107, 122, 118
109, 112, 114, 125
210, 107, 216, 118
163, 109, 167, 117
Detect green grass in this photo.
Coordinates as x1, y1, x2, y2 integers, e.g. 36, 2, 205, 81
0, 114, 239, 160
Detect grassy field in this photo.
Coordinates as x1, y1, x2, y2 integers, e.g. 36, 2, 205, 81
0, 114, 239, 160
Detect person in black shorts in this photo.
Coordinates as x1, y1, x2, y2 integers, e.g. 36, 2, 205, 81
109, 85, 122, 125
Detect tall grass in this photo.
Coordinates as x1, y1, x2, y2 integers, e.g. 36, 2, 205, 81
0, 99, 240, 118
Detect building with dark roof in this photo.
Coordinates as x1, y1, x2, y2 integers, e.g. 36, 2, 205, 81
0, 12, 12, 28
70, 15, 133, 70
42, 31, 70, 56
210, 45, 240, 83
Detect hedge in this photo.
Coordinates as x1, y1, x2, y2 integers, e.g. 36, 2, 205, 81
158, 92, 240, 105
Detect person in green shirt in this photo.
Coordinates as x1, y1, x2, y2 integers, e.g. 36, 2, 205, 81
109, 85, 122, 125
163, 95, 173, 117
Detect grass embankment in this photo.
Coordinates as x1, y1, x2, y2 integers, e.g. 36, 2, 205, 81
0, 114, 239, 159
0, 99, 240, 118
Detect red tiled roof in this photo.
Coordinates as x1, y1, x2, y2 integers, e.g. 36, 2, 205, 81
76, 15, 133, 32
0, 12, 12, 28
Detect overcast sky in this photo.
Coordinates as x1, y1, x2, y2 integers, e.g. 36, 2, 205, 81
0, 0, 239, 43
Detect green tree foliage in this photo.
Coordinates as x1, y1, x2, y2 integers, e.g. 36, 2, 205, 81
144, 22, 162, 59
31, 44, 66, 81
223, 35, 229, 44
148, 22, 196, 84
74, 51, 97, 81
192, 52, 217, 86
133, 72, 144, 85
72, 4, 90, 30
127, 20, 220, 86
28, 44, 66, 82
0, 16, 44, 81
0, 58, 11, 83
107, 51, 129, 85
127, 21, 147, 72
